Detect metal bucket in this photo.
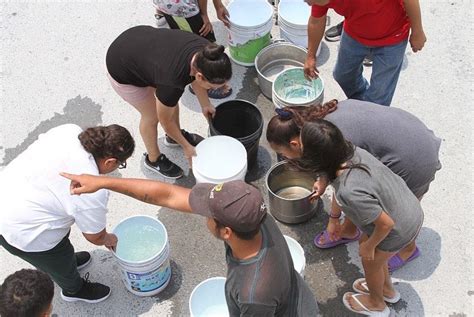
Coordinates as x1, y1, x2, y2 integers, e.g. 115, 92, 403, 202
255, 41, 308, 99
265, 161, 321, 224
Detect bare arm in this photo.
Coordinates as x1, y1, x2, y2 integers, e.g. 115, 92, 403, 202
212, 0, 230, 27
156, 100, 196, 165
190, 80, 216, 120
403, 0, 426, 52
198, 0, 213, 36
304, 15, 326, 79
60, 173, 193, 213
326, 193, 343, 241
359, 211, 395, 260
82, 229, 118, 251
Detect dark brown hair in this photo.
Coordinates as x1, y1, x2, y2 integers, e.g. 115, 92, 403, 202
194, 43, 232, 85
266, 99, 338, 146
0, 269, 54, 317
290, 120, 369, 182
79, 124, 135, 162
214, 214, 266, 241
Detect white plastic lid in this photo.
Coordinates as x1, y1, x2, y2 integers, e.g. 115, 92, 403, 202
227, 0, 273, 28
278, 1, 311, 26
193, 136, 247, 182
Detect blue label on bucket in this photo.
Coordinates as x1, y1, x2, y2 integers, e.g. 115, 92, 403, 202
124, 263, 171, 292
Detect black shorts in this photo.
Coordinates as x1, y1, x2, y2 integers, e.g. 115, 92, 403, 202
163, 13, 216, 43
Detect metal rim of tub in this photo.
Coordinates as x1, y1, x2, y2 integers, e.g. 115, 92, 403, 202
255, 42, 308, 99
265, 160, 314, 201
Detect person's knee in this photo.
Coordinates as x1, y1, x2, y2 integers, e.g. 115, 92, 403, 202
140, 115, 159, 126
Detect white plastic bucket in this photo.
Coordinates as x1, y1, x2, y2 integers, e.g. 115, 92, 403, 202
284, 235, 306, 278
189, 277, 229, 317
113, 215, 171, 296
272, 67, 324, 108
278, 0, 321, 55
227, 0, 274, 66
193, 135, 248, 184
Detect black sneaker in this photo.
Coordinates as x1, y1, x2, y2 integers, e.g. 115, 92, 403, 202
61, 273, 111, 304
76, 251, 92, 270
164, 129, 204, 147
363, 56, 373, 67
324, 21, 343, 42
144, 153, 184, 179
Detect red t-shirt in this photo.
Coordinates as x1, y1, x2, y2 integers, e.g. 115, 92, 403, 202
311, 0, 410, 46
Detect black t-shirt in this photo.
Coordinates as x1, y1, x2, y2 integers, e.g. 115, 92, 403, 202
225, 215, 319, 317
106, 26, 210, 106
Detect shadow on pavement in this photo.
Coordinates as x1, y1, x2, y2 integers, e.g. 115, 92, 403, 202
391, 227, 441, 281
51, 249, 156, 316
1, 95, 103, 166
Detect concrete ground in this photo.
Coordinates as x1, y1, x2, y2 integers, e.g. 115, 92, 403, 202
0, 0, 472, 316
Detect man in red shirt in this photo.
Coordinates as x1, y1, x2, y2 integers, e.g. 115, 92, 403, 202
304, 0, 426, 106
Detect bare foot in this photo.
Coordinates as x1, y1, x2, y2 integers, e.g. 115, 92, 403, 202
317, 230, 359, 245
353, 279, 397, 299
345, 292, 386, 313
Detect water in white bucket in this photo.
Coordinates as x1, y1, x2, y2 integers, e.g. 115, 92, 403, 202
113, 216, 171, 296
115, 222, 166, 262
189, 277, 229, 317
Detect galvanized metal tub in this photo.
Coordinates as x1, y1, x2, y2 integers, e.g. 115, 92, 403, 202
255, 41, 308, 99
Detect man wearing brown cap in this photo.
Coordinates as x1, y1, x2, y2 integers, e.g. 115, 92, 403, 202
61, 174, 319, 316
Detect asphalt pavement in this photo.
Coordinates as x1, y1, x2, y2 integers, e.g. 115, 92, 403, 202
0, 1, 472, 316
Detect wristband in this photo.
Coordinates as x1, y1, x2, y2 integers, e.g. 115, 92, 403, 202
329, 214, 341, 219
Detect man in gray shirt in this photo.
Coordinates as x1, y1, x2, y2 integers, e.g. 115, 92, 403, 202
60, 174, 319, 316
189, 181, 318, 316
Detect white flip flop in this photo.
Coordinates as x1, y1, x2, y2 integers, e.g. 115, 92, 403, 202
352, 278, 401, 304
342, 292, 391, 317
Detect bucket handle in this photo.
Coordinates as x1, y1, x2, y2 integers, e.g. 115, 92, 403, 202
271, 38, 287, 44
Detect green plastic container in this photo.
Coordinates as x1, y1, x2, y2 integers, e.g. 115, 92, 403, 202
229, 33, 271, 66
227, 0, 273, 66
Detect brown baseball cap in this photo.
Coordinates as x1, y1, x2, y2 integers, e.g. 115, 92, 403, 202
189, 180, 267, 233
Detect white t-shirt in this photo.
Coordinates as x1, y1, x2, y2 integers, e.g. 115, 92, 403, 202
0, 124, 109, 252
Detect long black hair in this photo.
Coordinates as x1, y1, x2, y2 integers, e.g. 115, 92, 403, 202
194, 43, 232, 84
290, 119, 369, 182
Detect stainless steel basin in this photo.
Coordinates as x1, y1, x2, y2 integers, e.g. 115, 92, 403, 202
255, 41, 308, 99
265, 161, 321, 224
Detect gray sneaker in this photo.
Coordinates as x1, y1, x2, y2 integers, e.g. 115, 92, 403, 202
324, 21, 343, 42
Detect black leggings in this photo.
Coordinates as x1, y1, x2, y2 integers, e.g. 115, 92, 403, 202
163, 13, 216, 42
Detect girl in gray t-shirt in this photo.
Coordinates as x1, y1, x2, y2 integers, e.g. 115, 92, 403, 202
266, 99, 441, 271
291, 119, 423, 316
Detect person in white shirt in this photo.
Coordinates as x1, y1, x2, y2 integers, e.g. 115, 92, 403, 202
0, 124, 134, 304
